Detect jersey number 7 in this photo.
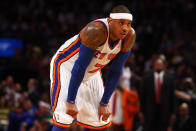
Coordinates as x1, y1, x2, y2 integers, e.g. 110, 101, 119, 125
88, 63, 105, 73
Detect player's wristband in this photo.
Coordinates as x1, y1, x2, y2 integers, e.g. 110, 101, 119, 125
100, 102, 108, 107
67, 100, 75, 104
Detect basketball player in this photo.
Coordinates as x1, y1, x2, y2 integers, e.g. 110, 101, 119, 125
50, 5, 136, 131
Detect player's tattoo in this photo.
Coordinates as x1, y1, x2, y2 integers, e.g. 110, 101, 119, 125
80, 22, 107, 50
122, 28, 136, 52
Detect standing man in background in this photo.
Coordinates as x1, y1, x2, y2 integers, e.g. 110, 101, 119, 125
50, 5, 136, 131
140, 57, 176, 131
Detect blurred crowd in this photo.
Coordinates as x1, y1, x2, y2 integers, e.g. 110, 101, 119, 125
0, 76, 52, 131
0, 0, 195, 131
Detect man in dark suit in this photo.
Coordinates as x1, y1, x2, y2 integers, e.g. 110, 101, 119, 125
140, 58, 176, 131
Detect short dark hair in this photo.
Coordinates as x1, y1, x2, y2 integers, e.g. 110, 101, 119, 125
111, 5, 130, 13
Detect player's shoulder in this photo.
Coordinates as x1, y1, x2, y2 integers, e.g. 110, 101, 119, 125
79, 21, 107, 50
81, 20, 107, 38
88, 21, 107, 32
121, 28, 136, 52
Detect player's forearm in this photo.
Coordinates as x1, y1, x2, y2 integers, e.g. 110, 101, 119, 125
67, 44, 94, 102
101, 70, 122, 103
101, 51, 131, 104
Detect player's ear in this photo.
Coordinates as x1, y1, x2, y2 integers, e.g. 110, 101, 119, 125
108, 17, 112, 22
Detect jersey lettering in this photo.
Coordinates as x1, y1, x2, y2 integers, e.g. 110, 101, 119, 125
108, 53, 116, 60
94, 50, 101, 58
94, 50, 107, 60
99, 53, 107, 59
94, 50, 116, 61
88, 63, 105, 73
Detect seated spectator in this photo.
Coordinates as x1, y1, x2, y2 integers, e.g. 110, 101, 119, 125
175, 90, 196, 120
20, 99, 39, 131
7, 99, 39, 131
173, 103, 196, 131
29, 101, 52, 131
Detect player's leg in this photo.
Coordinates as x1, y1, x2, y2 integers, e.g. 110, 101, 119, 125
50, 63, 74, 129
52, 125, 68, 131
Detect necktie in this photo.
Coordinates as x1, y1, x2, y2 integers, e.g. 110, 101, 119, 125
156, 75, 161, 104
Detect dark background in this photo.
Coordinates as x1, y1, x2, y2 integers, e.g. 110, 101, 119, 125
0, 0, 195, 130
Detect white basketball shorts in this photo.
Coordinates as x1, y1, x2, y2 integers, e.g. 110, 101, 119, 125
50, 61, 111, 129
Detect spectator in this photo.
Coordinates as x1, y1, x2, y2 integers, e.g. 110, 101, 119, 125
180, 77, 195, 96
140, 58, 176, 131
175, 90, 196, 122
20, 99, 39, 131
26, 78, 40, 106
29, 101, 52, 131
173, 103, 196, 131
7, 99, 38, 131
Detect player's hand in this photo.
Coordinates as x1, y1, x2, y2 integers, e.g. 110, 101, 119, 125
66, 102, 78, 120
98, 103, 111, 121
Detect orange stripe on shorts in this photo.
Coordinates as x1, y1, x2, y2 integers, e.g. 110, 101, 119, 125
77, 121, 111, 130
51, 37, 79, 111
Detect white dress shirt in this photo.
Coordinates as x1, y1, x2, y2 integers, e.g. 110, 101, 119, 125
154, 71, 164, 92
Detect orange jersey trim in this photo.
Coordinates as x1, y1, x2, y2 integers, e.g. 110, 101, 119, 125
77, 121, 111, 130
